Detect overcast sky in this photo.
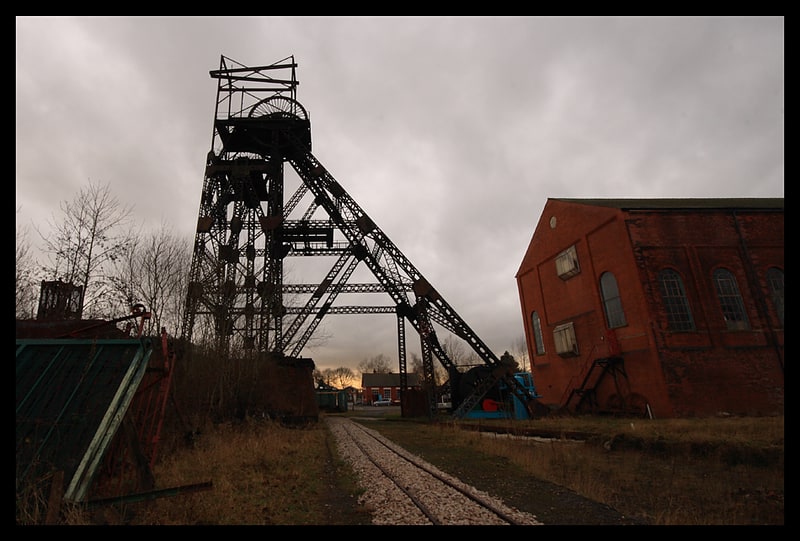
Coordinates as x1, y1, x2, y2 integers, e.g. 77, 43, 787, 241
16, 16, 784, 373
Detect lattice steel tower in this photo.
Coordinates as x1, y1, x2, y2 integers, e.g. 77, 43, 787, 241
181, 56, 537, 418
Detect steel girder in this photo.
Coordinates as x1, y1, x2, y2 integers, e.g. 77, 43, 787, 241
181, 56, 537, 418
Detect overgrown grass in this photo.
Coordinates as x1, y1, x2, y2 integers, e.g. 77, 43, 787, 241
124, 418, 362, 525
362, 414, 784, 525
19, 413, 783, 525
21, 417, 368, 526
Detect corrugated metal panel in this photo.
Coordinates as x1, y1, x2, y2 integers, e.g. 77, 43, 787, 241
15, 338, 154, 503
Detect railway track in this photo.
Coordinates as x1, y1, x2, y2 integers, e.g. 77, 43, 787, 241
326, 417, 542, 525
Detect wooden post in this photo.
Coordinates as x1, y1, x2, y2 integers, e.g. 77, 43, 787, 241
45, 470, 64, 524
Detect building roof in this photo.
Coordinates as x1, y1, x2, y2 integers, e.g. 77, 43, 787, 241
550, 197, 784, 211
361, 372, 421, 388
16, 318, 130, 339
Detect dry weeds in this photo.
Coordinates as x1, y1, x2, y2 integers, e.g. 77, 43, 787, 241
17, 413, 783, 525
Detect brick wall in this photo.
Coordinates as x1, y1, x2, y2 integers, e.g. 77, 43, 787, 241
517, 199, 783, 418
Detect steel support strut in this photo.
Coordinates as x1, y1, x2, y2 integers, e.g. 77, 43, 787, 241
181, 56, 537, 417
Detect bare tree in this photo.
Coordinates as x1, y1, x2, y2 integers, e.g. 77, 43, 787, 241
329, 366, 356, 389
409, 351, 448, 387
511, 336, 531, 372
315, 366, 356, 389
312, 368, 326, 386
357, 353, 392, 374
15, 214, 39, 319
442, 334, 481, 367
107, 221, 192, 336
36, 180, 134, 319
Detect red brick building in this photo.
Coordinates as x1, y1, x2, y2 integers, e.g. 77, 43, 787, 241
361, 372, 421, 405
516, 198, 784, 418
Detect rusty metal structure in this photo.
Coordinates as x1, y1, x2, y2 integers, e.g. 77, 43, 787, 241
181, 56, 538, 418
16, 300, 181, 519
36, 280, 84, 321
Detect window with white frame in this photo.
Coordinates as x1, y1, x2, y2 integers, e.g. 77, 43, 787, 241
658, 268, 695, 331
713, 268, 749, 331
553, 322, 579, 357
555, 245, 580, 280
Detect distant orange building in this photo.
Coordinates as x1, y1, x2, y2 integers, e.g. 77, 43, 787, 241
516, 198, 784, 418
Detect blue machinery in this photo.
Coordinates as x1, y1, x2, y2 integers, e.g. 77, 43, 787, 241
453, 370, 540, 420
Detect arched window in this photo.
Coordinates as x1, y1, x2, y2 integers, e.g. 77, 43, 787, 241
713, 268, 749, 331
766, 267, 784, 327
530, 311, 545, 355
600, 272, 627, 328
658, 269, 695, 331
